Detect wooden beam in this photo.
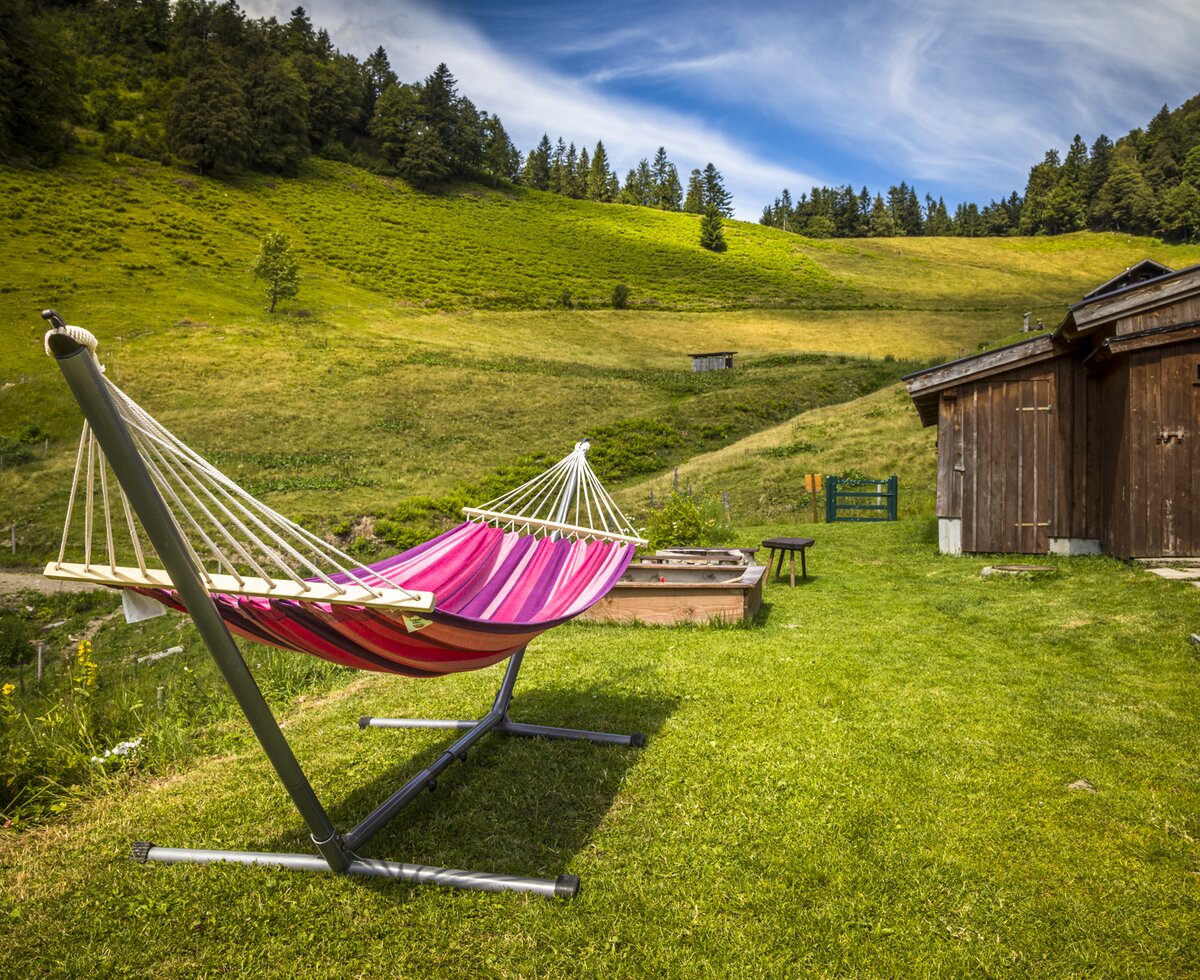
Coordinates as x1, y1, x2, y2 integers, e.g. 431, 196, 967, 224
43, 563, 436, 612
904, 337, 1058, 397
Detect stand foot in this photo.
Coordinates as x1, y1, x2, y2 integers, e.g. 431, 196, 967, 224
131, 844, 576, 898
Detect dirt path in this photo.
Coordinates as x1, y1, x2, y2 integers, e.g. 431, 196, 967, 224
0, 569, 104, 596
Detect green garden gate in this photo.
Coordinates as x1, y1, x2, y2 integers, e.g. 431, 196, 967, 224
824, 475, 898, 522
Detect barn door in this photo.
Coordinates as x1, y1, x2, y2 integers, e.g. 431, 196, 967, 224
1011, 378, 1054, 553
962, 375, 1055, 553
1138, 343, 1200, 557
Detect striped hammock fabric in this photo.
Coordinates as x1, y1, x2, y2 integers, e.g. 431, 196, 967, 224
136, 521, 636, 677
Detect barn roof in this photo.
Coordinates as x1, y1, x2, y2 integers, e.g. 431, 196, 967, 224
688, 351, 737, 357
903, 336, 1060, 427
1061, 261, 1200, 339
904, 259, 1200, 427
1080, 259, 1174, 300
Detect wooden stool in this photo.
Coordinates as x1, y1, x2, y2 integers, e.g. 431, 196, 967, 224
760, 537, 814, 586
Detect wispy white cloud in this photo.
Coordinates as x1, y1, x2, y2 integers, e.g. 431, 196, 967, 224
241, 0, 825, 216
241, 0, 1200, 212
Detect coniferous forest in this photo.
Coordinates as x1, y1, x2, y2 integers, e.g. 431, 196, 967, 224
760, 97, 1200, 242
3, 0, 1200, 243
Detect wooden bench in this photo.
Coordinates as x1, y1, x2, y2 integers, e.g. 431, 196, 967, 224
761, 537, 814, 587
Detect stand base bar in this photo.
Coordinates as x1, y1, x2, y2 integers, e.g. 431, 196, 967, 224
360, 715, 646, 747
500, 720, 646, 747
134, 844, 578, 898
359, 717, 476, 731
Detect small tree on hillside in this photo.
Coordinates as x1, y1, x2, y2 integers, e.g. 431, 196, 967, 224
699, 203, 726, 252
251, 232, 299, 312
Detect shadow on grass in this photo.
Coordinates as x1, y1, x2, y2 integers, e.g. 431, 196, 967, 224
273, 684, 677, 884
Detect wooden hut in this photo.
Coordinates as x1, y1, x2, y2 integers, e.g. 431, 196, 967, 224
689, 351, 736, 372
904, 261, 1200, 559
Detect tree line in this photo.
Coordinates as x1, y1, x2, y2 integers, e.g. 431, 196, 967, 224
760, 95, 1200, 243
518, 138, 733, 216
757, 181, 1021, 238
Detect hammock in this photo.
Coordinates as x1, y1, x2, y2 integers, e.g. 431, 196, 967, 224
42, 311, 648, 899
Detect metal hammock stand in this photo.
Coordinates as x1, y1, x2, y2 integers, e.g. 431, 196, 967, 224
42, 311, 648, 899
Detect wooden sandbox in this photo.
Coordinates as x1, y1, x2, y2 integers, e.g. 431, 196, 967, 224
581, 549, 764, 625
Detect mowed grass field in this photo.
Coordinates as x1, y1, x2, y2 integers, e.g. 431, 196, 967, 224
1, 520, 1197, 978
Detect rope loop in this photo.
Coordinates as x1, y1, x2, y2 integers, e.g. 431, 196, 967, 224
43, 325, 99, 358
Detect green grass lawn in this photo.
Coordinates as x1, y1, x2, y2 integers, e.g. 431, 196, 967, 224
2, 519, 1197, 978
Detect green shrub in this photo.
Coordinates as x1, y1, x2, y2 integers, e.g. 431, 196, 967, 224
643, 488, 731, 550
611, 283, 630, 309
0, 615, 32, 667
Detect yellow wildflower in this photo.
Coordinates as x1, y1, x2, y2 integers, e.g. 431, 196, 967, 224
1, 683, 14, 697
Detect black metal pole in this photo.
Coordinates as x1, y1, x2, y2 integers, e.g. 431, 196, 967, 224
44, 320, 350, 873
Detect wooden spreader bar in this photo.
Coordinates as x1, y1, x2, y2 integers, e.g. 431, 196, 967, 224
462, 507, 648, 546
44, 562, 435, 612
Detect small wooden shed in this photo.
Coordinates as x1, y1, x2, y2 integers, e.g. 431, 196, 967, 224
904, 261, 1200, 559
689, 351, 736, 372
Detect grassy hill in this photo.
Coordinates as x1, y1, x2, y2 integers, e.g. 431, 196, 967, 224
2, 151, 1199, 557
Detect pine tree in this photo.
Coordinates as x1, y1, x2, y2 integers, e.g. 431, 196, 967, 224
1087, 134, 1113, 204
1019, 150, 1061, 233
621, 158, 654, 206
563, 142, 580, 196
699, 203, 726, 251
574, 146, 590, 197
869, 194, 895, 236
250, 232, 299, 312
0, 0, 80, 164
398, 123, 448, 186
245, 55, 310, 174
1091, 145, 1157, 233
521, 133, 551, 189
548, 137, 567, 194
480, 114, 519, 184
285, 6, 317, 56
587, 140, 613, 201
650, 147, 682, 210
658, 163, 682, 211
1043, 135, 1088, 233
363, 45, 397, 119
167, 58, 252, 175
701, 162, 733, 216
683, 168, 704, 213
1159, 181, 1200, 242
369, 82, 421, 169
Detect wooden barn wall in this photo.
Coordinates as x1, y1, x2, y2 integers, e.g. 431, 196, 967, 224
936, 396, 964, 519
1125, 338, 1200, 556
1054, 357, 1101, 540
952, 364, 1058, 554
1098, 362, 1131, 557
1116, 296, 1200, 335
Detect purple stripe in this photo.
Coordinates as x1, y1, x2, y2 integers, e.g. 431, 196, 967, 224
513, 537, 573, 623
456, 534, 536, 619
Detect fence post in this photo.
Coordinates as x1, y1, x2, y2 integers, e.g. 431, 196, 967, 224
156, 685, 165, 712
824, 477, 837, 523
36, 642, 44, 685
9, 525, 15, 554
888, 476, 898, 520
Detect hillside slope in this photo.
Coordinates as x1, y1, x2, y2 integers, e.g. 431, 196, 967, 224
2, 152, 1197, 556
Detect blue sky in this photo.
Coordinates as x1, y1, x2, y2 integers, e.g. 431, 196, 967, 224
243, 0, 1200, 220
